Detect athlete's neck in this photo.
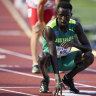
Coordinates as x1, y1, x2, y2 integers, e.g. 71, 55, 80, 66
57, 18, 68, 33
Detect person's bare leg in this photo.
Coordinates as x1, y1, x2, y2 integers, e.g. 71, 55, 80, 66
31, 24, 42, 73
31, 31, 40, 65
31, 21, 44, 73
39, 36, 43, 44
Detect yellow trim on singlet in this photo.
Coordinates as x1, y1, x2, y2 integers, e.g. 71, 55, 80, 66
47, 19, 56, 28
69, 19, 76, 24
47, 18, 76, 28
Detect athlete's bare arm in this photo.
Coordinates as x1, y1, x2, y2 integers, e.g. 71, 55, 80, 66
75, 21, 92, 52
44, 26, 64, 95
44, 26, 59, 74
60, 21, 92, 53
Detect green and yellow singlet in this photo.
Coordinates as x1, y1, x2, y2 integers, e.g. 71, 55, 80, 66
42, 18, 76, 58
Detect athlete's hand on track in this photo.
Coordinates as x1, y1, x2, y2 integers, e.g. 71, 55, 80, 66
54, 74, 65, 96
54, 81, 65, 96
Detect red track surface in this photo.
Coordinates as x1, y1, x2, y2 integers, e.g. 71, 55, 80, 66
0, 1, 96, 96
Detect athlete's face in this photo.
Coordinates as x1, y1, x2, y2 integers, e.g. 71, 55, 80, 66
57, 7, 72, 27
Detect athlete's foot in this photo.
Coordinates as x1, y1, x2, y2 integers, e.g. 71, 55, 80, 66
40, 78, 49, 93
62, 75, 79, 93
32, 65, 40, 73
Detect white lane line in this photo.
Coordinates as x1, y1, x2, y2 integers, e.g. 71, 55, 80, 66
0, 48, 96, 89
0, 65, 20, 68
85, 68, 96, 72
0, 55, 6, 59
0, 88, 38, 96
0, 68, 96, 89
0, 68, 43, 79
0, 30, 24, 36
57, 90, 96, 96
1, 0, 32, 38
74, 82, 96, 88
0, 68, 54, 81
0, 48, 96, 73
0, 85, 96, 89
0, 48, 32, 60
0, 87, 40, 89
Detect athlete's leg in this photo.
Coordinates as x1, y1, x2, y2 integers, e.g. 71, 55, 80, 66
38, 52, 51, 93
66, 51, 94, 79
62, 51, 94, 93
31, 23, 42, 65
38, 52, 51, 78
27, 6, 42, 73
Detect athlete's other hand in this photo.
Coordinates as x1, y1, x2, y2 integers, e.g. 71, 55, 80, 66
54, 74, 65, 96
54, 81, 65, 96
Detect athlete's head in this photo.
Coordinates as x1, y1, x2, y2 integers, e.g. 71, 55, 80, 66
56, 1, 72, 27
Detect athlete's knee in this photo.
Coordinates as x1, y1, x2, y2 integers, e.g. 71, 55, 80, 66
75, 51, 94, 67
38, 52, 45, 62
38, 52, 51, 63
83, 51, 94, 65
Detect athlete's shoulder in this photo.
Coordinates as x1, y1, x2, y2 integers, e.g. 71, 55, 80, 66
69, 18, 76, 24
46, 18, 57, 28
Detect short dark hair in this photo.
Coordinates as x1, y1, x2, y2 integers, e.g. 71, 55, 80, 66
56, 1, 72, 11
59, 0, 71, 3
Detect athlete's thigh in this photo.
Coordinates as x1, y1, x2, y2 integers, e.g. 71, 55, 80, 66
60, 51, 80, 71
75, 51, 94, 64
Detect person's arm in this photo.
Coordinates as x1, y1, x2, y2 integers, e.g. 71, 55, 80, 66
74, 21, 92, 52
51, 0, 59, 19
44, 26, 59, 74
55, 0, 59, 6
37, 0, 47, 22
33, 0, 47, 32
44, 26, 63, 95
60, 21, 92, 53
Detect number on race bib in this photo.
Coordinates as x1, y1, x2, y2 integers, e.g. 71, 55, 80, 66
56, 46, 71, 58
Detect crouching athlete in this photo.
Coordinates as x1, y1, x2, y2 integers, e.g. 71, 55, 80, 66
37, 1, 94, 96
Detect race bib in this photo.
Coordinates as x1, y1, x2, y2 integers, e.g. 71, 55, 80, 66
56, 46, 71, 58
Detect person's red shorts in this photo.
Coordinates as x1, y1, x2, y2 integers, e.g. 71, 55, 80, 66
27, 6, 55, 26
